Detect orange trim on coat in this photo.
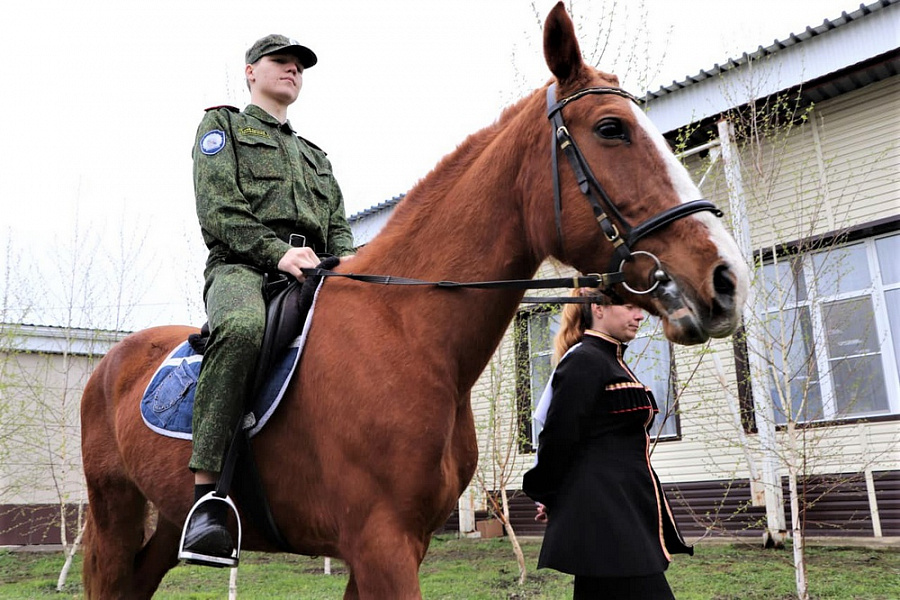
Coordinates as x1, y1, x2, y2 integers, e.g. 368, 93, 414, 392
644, 411, 672, 562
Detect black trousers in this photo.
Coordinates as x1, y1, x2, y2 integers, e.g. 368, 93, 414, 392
573, 572, 675, 599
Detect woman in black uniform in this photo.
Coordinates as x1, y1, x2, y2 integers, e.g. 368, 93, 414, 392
523, 288, 692, 599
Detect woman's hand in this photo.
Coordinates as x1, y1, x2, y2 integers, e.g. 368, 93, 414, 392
535, 503, 548, 523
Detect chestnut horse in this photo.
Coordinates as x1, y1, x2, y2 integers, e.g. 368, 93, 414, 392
80, 4, 749, 598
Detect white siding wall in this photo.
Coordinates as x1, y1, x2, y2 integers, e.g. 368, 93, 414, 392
0, 349, 97, 506
467, 259, 571, 500
684, 77, 900, 251
469, 75, 900, 494
816, 77, 900, 228
648, 78, 900, 485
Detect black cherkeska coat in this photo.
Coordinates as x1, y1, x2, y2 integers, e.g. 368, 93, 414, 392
522, 330, 692, 579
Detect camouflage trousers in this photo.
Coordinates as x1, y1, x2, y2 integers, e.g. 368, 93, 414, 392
189, 263, 266, 473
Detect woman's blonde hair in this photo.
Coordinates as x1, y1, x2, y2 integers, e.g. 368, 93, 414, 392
553, 287, 620, 362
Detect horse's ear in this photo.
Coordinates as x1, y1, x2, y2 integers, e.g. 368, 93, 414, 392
543, 1, 584, 85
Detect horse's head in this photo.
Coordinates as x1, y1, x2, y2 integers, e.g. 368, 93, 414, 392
533, 2, 749, 345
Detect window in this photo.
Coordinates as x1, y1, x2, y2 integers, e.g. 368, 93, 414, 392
516, 308, 678, 452
630, 317, 679, 438
757, 233, 900, 423
515, 309, 560, 452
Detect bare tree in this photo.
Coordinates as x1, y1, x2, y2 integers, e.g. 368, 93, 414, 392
519, 0, 663, 94
0, 210, 148, 589
677, 65, 899, 600
471, 324, 531, 585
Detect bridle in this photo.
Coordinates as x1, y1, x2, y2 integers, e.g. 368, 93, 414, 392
300, 84, 725, 304
547, 83, 723, 295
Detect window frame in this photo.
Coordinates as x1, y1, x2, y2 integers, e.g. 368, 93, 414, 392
514, 308, 547, 454
630, 316, 681, 440
739, 221, 900, 428
515, 306, 681, 453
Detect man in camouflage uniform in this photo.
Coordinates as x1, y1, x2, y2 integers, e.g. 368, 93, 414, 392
180, 33, 355, 566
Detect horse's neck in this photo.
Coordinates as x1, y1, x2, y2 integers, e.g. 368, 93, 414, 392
355, 107, 545, 387
366, 95, 545, 277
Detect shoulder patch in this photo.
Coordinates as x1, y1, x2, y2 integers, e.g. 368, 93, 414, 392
204, 105, 240, 113
199, 129, 227, 155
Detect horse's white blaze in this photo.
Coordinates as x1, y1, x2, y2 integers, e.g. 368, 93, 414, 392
629, 103, 749, 299
629, 103, 701, 204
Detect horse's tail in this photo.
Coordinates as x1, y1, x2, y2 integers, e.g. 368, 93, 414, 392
80, 355, 125, 599
79, 336, 152, 598
81, 506, 101, 599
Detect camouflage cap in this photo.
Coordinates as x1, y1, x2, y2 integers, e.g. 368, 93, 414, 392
245, 34, 317, 68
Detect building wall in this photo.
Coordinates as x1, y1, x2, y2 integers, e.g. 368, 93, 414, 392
815, 77, 899, 228
0, 325, 120, 544
650, 74, 900, 480
465, 71, 900, 535
691, 76, 899, 250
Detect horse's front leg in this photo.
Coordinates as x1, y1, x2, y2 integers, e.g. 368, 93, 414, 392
341, 512, 428, 600
343, 570, 360, 600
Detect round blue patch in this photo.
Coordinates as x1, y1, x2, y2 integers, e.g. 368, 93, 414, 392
199, 129, 226, 155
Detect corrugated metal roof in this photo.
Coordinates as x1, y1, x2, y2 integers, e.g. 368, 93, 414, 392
348, 193, 405, 223
0, 322, 127, 354
642, 0, 899, 135
642, 0, 899, 103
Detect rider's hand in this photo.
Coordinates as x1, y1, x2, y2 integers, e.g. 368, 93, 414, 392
277, 246, 320, 281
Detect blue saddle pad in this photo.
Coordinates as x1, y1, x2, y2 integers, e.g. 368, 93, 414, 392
140, 336, 301, 439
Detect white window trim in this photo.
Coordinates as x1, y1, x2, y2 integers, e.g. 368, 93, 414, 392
632, 316, 679, 439
870, 234, 900, 412
524, 310, 679, 445
760, 234, 900, 423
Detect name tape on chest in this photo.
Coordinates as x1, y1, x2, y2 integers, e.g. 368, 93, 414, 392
240, 126, 270, 139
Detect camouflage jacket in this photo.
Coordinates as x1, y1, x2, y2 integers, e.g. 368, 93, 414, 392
193, 104, 355, 272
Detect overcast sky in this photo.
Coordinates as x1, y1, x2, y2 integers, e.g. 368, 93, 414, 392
0, 0, 863, 328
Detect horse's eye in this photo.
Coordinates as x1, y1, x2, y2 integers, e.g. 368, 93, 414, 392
595, 118, 629, 142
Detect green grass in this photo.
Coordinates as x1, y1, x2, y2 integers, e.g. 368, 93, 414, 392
1, 537, 898, 599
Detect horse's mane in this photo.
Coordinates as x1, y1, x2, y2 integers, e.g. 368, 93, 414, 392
358, 86, 548, 260
359, 68, 622, 266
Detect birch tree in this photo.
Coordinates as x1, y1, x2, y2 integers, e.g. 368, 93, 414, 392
471, 321, 531, 585
0, 211, 149, 588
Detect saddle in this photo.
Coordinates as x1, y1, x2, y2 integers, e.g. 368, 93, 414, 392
187, 256, 340, 554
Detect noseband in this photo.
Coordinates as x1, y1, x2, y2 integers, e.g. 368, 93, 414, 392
547, 83, 723, 294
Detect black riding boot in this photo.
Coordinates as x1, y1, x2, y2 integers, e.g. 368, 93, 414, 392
180, 484, 235, 566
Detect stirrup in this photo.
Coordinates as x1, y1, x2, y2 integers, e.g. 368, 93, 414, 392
178, 491, 242, 568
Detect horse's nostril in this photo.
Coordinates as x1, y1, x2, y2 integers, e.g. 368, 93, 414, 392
713, 264, 736, 296
711, 264, 737, 318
